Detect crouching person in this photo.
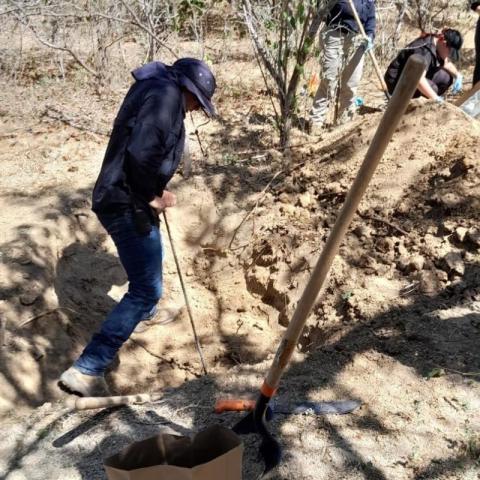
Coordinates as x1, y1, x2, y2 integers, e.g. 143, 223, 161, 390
384, 28, 463, 102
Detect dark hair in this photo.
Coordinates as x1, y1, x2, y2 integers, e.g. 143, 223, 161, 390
443, 29, 463, 50
442, 28, 463, 61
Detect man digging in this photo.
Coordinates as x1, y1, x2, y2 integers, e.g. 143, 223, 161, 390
58, 58, 216, 397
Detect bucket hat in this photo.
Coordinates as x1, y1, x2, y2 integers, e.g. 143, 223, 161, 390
173, 58, 217, 117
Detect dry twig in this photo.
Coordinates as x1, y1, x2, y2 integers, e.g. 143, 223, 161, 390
360, 213, 409, 236
18, 307, 80, 328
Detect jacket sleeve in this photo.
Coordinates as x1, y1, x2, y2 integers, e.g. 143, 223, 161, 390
364, 1, 376, 40
125, 88, 181, 203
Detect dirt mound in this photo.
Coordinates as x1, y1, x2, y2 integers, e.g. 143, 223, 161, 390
1, 75, 479, 480
1, 87, 478, 419
238, 101, 480, 348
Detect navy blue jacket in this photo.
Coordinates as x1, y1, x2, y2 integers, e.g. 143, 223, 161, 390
327, 0, 376, 39
92, 65, 185, 217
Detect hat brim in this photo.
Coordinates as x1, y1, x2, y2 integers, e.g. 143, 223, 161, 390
181, 76, 216, 117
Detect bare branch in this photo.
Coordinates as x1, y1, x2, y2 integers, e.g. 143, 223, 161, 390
119, 0, 178, 58
242, 0, 286, 93
13, 11, 98, 76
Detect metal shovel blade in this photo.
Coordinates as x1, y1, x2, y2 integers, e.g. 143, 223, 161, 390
232, 394, 281, 477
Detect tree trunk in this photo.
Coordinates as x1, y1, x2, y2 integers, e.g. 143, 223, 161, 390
279, 97, 292, 149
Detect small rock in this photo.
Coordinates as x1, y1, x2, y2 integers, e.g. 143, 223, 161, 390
443, 252, 465, 276
284, 179, 297, 194
436, 269, 449, 282
358, 254, 377, 270
280, 204, 296, 215
297, 208, 311, 222
441, 221, 455, 234
376, 237, 394, 253
396, 256, 409, 272
397, 243, 409, 257
396, 203, 410, 215
71, 198, 88, 209
326, 181, 342, 194
439, 167, 451, 178
450, 157, 472, 177
455, 227, 468, 242
408, 255, 425, 272
418, 269, 442, 295
262, 192, 274, 206
439, 193, 462, 209
20, 290, 39, 306
246, 266, 270, 297
464, 251, 476, 263
353, 225, 372, 239
298, 192, 313, 209
467, 228, 480, 247
206, 281, 217, 293
278, 193, 290, 204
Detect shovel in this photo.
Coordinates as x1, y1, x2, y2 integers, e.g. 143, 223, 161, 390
232, 55, 425, 477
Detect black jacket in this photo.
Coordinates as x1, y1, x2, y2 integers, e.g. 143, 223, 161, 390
327, 0, 376, 39
384, 35, 441, 93
92, 67, 185, 217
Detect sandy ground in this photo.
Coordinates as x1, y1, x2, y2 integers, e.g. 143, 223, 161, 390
0, 27, 479, 480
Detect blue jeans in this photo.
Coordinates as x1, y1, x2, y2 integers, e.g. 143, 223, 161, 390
74, 211, 163, 376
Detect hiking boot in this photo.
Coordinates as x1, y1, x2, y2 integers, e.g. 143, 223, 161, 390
133, 306, 182, 334
58, 366, 110, 397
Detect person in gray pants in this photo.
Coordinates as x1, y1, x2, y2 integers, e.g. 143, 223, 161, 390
310, 0, 376, 131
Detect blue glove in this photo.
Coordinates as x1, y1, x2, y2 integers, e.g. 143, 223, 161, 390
364, 37, 374, 53
354, 96, 364, 107
451, 74, 463, 94
435, 96, 444, 104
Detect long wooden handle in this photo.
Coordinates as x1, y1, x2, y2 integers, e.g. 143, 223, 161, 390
69, 393, 161, 410
261, 55, 425, 396
347, 0, 390, 100
162, 211, 208, 376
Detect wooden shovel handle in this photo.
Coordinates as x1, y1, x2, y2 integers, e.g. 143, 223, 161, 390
69, 393, 158, 410
347, 0, 390, 100
214, 399, 256, 413
262, 55, 425, 396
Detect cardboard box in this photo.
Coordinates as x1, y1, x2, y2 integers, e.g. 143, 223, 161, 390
104, 425, 243, 480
